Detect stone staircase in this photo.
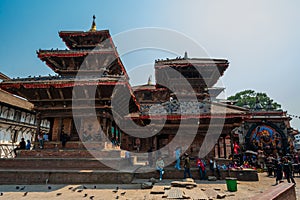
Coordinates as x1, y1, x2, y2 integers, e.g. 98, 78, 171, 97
1, 141, 257, 184
0, 141, 141, 184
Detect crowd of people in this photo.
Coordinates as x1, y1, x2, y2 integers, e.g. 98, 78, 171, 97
12, 132, 52, 157
264, 154, 299, 186
148, 145, 300, 184
153, 152, 225, 181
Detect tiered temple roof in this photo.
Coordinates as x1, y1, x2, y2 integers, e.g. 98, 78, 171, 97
59, 30, 112, 50
0, 16, 139, 116
154, 56, 228, 101
58, 16, 112, 50
0, 17, 248, 154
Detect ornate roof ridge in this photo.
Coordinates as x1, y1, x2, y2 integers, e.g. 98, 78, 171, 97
59, 29, 109, 35
155, 57, 229, 64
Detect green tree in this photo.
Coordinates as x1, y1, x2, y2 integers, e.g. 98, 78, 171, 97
227, 90, 281, 110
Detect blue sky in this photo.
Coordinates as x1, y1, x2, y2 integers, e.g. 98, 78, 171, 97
0, 0, 300, 129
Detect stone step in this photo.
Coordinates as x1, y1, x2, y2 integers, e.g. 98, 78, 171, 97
0, 169, 135, 184
134, 167, 258, 181
18, 149, 123, 158
0, 162, 258, 184
0, 158, 127, 170
39, 141, 106, 150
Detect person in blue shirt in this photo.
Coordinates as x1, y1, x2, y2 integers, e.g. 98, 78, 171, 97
25, 140, 31, 150
174, 147, 181, 170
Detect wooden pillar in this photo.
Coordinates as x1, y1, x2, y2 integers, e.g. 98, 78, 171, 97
113, 124, 117, 140
105, 118, 109, 138
49, 118, 54, 141
230, 131, 234, 156
223, 136, 227, 158
118, 127, 121, 144
35, 112, 41, 142
154, 136, 158, 151
51, 118, 61, 141
58, 117, 63, 141
217, 138, 221, 158
101, 114, 107, 137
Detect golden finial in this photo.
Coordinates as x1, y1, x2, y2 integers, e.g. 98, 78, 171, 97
89, 15, 97, 32
184, 51, 188, 59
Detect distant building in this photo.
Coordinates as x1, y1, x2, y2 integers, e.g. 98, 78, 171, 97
0, 73, 49, 158
293, 132, 300, 150
237, 99, 295, 156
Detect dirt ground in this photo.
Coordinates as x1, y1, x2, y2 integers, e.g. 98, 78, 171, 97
0, 173, 299, 200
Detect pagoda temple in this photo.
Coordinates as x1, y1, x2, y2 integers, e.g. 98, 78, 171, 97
0, 17, 249, 164
0, 16, 139, 148
0, 17, 268, 184
129, 55, 248, 161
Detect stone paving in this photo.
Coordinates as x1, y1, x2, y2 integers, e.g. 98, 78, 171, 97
0, 173, 299, 199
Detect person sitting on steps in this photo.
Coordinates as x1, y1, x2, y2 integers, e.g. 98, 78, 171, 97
13, 138, 26, 157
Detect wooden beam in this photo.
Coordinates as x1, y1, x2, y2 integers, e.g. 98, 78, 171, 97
34, 90, 41, 100
46, 89, 53, 100
61, 59, 66, 70
48, 58, 61, 70
96, 88, 101, 99
83, 88, 90, 98
35, 105, 111, 111
15, 90, 27, 99
58, 89, 64, 99
30, 98, 111, 102
72, 89, 77, 99
71, 57, 76, 70
85, 59, 89, 69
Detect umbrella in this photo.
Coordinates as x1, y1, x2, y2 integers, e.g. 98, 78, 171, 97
245, 150, 258, 155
